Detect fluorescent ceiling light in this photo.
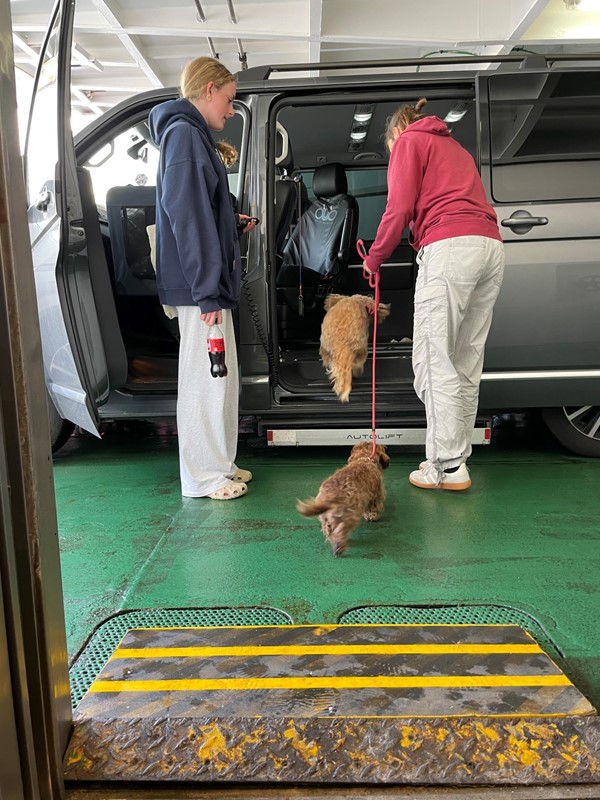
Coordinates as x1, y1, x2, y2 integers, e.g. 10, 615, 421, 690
353, 112, 373, 123
350, 130, 368, 141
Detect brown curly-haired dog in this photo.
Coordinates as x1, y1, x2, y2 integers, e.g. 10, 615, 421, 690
297, 442, 390, 556
320, 294, 390, 402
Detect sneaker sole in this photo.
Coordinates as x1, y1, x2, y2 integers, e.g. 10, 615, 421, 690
409, 476, 472, 491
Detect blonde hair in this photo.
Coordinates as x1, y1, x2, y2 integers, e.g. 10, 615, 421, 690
215, 141, 238, 168
385, 98, 428, 152
180, 56, 236, 101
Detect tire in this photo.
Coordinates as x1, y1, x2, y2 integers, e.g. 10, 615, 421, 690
46, 393, 75, 454
541, 406, 600, 457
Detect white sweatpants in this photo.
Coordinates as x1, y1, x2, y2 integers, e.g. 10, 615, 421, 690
175, 306, 240, 497
412, 235, 505, 470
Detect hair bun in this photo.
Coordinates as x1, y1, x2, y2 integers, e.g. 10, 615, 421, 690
415, 98, 428, 112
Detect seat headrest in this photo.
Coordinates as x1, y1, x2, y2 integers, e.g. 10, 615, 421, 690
312, 163, 347, 199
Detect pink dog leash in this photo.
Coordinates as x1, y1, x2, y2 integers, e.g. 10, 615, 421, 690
357, 239, 380, 460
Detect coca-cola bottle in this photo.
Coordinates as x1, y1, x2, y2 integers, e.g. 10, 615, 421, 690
207, 324, 227, 378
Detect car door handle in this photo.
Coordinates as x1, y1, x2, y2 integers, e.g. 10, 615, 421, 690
501, 211, 548, 230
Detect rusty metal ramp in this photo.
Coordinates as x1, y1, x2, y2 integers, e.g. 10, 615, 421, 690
64, 623, 599, 785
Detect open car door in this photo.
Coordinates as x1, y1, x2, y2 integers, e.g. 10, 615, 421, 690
26, 0, 123, 438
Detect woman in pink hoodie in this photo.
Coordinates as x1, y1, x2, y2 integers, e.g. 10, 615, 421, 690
364, 99, 505, 491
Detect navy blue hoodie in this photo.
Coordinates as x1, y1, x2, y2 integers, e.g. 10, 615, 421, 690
149, 98, 240, 312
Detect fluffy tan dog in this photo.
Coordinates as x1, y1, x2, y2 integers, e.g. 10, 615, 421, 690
297, 442, 390, 556
320, 294, 390, 402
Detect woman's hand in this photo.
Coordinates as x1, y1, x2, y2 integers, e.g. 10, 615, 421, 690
200, 310, 222, 326
238, 214, 258, 234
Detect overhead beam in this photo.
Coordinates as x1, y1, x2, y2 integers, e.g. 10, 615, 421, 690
309, 0, 323, 63
13, 33, 103, 116
489, 0, 552, 54
12, 32, 39, 63
71, 87, 105, 116
90, 0, 164, 87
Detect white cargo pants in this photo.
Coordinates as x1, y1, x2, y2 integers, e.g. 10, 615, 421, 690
175, 306, 240, 497
412, 235, 505, 470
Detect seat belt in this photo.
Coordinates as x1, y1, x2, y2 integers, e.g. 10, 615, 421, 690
293, 174, 305, 316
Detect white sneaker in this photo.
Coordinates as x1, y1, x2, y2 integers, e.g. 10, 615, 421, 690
419, 459, 468, 471
409, 462, 471, 491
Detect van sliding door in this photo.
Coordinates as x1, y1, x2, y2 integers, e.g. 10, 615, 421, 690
478, 70, 600, 391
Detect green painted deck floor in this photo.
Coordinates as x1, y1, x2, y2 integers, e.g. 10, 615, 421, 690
53, 419, 600, 709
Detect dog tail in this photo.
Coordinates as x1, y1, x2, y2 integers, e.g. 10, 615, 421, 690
327, 350, 354, 403
296, 497, 332, 517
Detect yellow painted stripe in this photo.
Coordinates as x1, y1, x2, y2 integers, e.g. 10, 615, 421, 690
111, 643, 543, 659
125, 623, 531, 630
90, 674, 572, 693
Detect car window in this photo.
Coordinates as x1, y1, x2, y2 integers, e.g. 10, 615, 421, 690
83, 125, 160, 210
489, 70, 600, 202
83, 110, 245, 212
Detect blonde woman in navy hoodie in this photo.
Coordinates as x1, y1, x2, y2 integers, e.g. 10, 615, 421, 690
364, 99, 505, 491
149, 57, 256, 500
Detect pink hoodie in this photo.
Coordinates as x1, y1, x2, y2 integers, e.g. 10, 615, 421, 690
364, 116, 501, 272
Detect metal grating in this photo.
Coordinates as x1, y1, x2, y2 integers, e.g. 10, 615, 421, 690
69, 607, 292, 708
339, 605, 562, 661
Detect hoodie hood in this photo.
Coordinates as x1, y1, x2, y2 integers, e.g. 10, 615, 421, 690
403, 115, 450, 137
149, 97, 215, 148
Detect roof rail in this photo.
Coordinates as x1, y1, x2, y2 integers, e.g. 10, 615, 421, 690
239, 52, 600, 82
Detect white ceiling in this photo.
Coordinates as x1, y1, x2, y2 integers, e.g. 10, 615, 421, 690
10, 0, 600, 116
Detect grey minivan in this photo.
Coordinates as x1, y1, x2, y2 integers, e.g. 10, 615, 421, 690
26, 3, 600, 455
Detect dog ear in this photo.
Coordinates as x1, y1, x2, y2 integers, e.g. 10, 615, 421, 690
377, 303, 391, 322
324, 294, 344, 311
378, 448, 391, 469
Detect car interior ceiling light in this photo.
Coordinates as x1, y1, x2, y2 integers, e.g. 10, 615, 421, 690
444, 101, 471, 123
348, 103, 374, 152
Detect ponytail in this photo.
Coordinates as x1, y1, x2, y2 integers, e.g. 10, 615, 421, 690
385, 98, 428, 151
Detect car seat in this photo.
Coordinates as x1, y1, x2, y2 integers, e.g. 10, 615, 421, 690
106, 185, 179, 342
276, 162, 358, 316
106, 185, 157, 296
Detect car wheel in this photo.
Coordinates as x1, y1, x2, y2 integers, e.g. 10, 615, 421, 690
541, 406, 600, 457
46, 393, 75, 454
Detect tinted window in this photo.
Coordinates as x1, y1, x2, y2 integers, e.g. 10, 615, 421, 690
489, 71, 600, 202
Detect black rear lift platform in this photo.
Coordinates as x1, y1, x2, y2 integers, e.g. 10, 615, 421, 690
64, 624, 599, 785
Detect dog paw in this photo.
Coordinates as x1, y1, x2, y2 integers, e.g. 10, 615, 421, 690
363, 511, 380, 521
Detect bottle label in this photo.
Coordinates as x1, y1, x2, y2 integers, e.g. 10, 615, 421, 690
208, 339, 225, 353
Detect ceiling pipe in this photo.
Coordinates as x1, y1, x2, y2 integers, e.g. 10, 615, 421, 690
236, 38, 248, 70
226, 0, 239, 24
193, 0, 206, 22
207, 37, 219, 59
